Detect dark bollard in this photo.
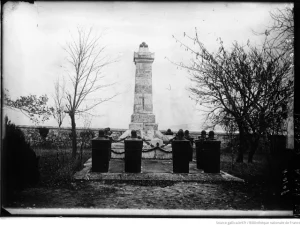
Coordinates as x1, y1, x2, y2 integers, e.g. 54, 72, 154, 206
104, 128, 113, 160
208, 131, 215, 140
202, 140, 221, 173
201, 130, 207, 140
172, 140, 190, 173
92, 131, 111, 172
184, 130, 194, 161
188, 137, 194, 161
195, 131, 207, 169
107, 136, 112, 161
195, 139, 205, 169
124, 139, 143, 173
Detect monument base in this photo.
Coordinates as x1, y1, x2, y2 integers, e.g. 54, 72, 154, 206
111, 144, 173, 159
129, 122, 158, 140
131, 114, 156, 123
129, 122, 158, 131
112, 129, 174, 159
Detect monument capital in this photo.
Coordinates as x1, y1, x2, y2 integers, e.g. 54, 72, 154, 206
134, 42, 155, 63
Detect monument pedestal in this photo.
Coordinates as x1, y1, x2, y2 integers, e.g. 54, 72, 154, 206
129, 123, 158, 131
131, 114, 156, 123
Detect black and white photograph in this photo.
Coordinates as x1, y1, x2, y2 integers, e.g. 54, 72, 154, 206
1, 1, 298, 219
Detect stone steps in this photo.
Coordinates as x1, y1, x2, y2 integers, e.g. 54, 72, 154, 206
74, 159, 244, 183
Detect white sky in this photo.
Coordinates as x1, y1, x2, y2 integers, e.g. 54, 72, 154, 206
2, 1, 291, 131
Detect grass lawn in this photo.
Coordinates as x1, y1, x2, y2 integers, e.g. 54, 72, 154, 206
220, 151, 277, 181
219, 150, 290, 206
34, 147, 92, 188
34, 146, 285, 187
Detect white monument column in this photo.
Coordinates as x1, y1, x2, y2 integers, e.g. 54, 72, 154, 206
129, 42, 158, 138
112, 42, 170, 158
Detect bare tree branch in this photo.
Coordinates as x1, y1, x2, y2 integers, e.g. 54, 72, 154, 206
170, 25, 293, 162
52, 78, 67, 128
62, 27, 118, 158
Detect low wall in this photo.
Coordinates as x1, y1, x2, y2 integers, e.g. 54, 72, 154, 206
17, 125, 234, 150
16, 125, 286, 155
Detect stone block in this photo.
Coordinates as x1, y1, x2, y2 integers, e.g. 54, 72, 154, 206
134, 93, 152, 104
134, 52, 155, 61
136, 70, 152, 78
144, 123, 158, 130
131, 114, 155, 123
134, 104, 153, 113
129, 123, 143, 131
135, 84, 152, 94
135, 77, 152, 86
142, 151, 155, 159
139, 63, 152, 70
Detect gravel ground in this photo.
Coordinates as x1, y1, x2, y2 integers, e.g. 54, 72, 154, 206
5, 180, 293, 211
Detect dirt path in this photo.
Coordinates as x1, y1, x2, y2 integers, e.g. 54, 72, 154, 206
5, 180, 292, 210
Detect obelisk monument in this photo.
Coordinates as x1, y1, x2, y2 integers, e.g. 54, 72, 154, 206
112, 42, 172, 158
129, 42, 158, 139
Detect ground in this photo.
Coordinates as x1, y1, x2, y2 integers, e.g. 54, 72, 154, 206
2, 149, 294, 213
5, 180, 292, 210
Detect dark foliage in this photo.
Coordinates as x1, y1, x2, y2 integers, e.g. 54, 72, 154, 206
2, 118, 40, 205
80, 130, 95, 140
171, 29, 292, 163
37, 127, 49, 140
69, 131, 78, 139
38, 150, 90, 188
4, 91, 53, 125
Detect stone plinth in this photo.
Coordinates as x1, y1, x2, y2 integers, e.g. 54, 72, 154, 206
129, 123, 144, 131
131, 114, 156, 123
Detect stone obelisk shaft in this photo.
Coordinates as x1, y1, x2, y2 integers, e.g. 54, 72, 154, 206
129, 43, 158, 132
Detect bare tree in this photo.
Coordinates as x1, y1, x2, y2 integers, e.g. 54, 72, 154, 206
266, 6, 294, 150
254, 5, 294, 150
52, 78, 66, 128
262, 6, 294, 56
62, 27, 117, 158
169, 30, 293, 163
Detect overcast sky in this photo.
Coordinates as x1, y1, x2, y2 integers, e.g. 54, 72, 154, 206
3, 2, 292, 131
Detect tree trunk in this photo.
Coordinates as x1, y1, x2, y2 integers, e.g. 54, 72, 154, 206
286, 96, 294, 149
236, 142, 244, 162
236, 127, 245, 163
248, 134, 259, 163
70, 113, 77, 158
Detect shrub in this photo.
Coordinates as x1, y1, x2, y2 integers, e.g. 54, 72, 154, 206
37, 148, 91, 187
80, 130, 95, 139
80, 130, 95, 147
37, 127, 49, 140
69, 131, 79, 139
2, 118, 40, 204
80, 130, 95, 143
